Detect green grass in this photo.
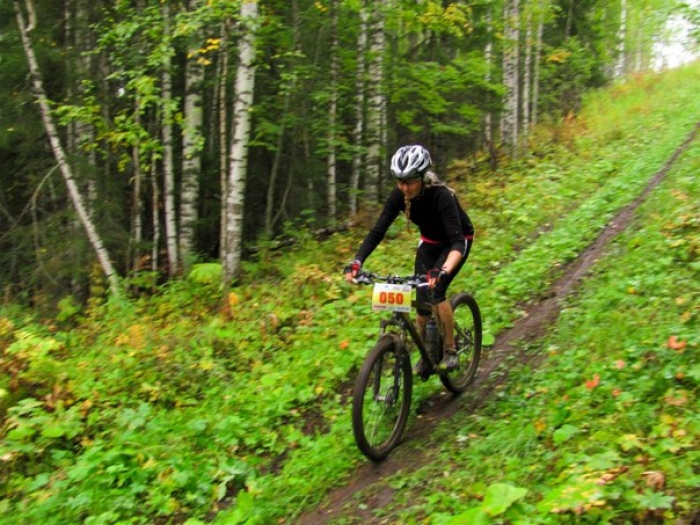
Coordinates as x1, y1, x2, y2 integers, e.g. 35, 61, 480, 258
347, 136, 700, 524
1, 64, 699, 524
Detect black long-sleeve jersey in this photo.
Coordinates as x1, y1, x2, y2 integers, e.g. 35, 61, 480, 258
355, 185, 474, 264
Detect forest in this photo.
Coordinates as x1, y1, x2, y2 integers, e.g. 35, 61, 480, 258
1, 0, 696, 302
1, 0, 699, 524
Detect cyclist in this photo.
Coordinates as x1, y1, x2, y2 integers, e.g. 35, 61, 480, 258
344, 144, 474, 371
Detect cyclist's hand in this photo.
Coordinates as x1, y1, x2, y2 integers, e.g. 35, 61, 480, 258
343, 259, 362, 282
427, 267, 448, 288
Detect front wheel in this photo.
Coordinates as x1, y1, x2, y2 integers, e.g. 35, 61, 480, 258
352, 336, 413, 461
440, 293, 482, 394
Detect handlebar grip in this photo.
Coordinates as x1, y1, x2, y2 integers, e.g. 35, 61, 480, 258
353, 272, 373, 285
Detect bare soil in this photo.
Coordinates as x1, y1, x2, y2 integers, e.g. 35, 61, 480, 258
295, 123, 700, 525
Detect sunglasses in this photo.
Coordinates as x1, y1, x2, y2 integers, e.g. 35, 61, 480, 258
396, 177, 422, 186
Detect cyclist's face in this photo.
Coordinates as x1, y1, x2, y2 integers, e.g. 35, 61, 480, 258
396, 177, 422, 198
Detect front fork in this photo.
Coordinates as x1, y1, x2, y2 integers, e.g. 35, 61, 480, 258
381, 314, 439, 381
373, 319, 408, 403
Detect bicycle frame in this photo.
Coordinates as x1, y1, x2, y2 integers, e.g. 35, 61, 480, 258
353, 271, 447, 376
379, 302, 441, 377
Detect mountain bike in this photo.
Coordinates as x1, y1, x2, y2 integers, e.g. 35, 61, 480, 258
349, 270, 482, 461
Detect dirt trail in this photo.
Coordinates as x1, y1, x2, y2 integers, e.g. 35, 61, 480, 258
296, 124, 700, 525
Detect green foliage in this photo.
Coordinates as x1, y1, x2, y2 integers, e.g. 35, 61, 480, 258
188, 263, 223, 285
538, 37, 599, 116
2, 64, 700, 524
391, 54, 501, 136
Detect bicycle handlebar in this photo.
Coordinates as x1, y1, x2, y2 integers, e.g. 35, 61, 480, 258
352, 271, 428, 288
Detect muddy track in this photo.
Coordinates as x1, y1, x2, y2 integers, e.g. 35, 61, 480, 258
296, 123, 700, 525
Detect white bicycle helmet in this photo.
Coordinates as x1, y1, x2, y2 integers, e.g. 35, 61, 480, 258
390, 145, 432, 181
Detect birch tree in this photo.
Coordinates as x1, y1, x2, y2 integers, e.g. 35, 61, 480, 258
520, 0, 549, 147
160, 3, 179, 276
14, 0, 121, 297
364, 0, 386, 207
532, 7, 544, 129
350, 4, 369, 217
523, 4, 533, 141
326, 0, 339, 221
217, 19, 230, 261
222, 0, 259, 285
179, 0, 206, 272
616, 0, 628, 77
501, 0, 520, 157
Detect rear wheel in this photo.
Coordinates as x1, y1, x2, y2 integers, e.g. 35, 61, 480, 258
352, 336, 412, 461
440, 293, 482, 394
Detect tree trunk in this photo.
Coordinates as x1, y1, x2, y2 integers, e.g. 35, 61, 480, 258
66, 0, 98, 297
523, 6, 532, 143
350, 4, 368, 217
483, 5, 498, 169
161, 3, 179, 277
326, 0, 339, 221
501, 0, 520, 158
222, 0, 258, 285
532, 13, 543, 129
218, 20, 230, 262
616, 0, 627, 77
151, 159, 160, 276
364, 0, 385, 207
14, 0, 121, 298
180, 0, 205, 272
129, 102, 143, 274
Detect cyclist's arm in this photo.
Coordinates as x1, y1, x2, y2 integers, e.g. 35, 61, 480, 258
441, 249, 463, 275
435, 188, 467, 258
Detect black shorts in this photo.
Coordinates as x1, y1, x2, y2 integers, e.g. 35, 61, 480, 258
414, 238, 473, 314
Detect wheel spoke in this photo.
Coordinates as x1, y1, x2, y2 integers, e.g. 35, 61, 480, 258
352, 338, 412, 460
440, 294, 482, 393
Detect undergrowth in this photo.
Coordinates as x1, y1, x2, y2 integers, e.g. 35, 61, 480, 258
0, 65, 699, 524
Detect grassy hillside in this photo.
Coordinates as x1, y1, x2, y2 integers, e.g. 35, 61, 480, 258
326, 95, 700, 524
1, 64, 699, 524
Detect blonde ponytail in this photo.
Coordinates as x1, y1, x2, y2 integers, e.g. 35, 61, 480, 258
404, 194, 412, 232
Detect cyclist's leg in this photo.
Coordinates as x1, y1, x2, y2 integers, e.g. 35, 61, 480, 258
431, 251, 468, 340
414, 241, 436, 337
415, 313, 429, 338
434, 300, 455, 346
431, 240, 472, 365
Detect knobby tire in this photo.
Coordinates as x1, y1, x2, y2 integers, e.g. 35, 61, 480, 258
440, 293, 482, 394
352, 336, 413, 461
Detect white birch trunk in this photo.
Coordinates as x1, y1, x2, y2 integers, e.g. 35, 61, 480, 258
484, 6, 493, 151
501, 0, 520, 157
350, 5, 368, 217
222, 0, 258, 285
151, 159, 160, 275
616, 0, 627, 77
326, 0, 339, 221
532, 14, 543, 129
523, 7, 532, 141
161, 3, 179, 276
364, 0, 385, 206
218, 21, 230, 260
180, 0, 205, 271
14, 0, 121, 297
130, 103, 143, 272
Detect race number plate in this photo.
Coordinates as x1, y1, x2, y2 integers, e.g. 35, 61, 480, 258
371, 283, 411, 313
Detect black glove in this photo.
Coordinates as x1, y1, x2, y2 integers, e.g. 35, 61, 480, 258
343, 259, 362, 276
427, 267, 448, 283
